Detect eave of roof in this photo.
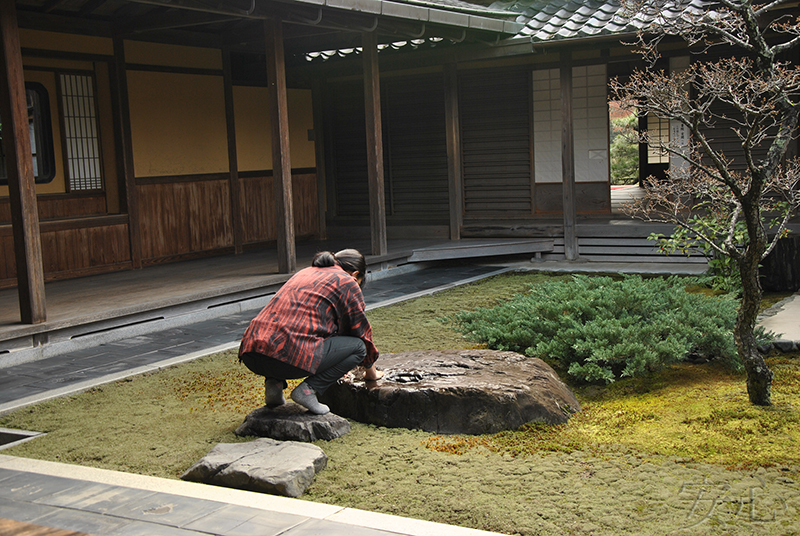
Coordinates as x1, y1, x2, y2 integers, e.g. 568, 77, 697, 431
288, 0, 525, 34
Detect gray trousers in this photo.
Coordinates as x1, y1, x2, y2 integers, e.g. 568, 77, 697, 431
240, 336, 366, 394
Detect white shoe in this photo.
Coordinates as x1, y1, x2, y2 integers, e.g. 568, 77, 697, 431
290, 382, 330, 415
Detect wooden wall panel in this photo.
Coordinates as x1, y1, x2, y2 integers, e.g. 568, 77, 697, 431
535, 182, 610, 215
0, 219, 131, 288
292, 173, 319, 238
0, 193, 106, 224
327, 78, 369, 221
238, 175, 275, 245
383, 74, 449, 224
460, 67, 532, 215
238, 172, 319, 246
0, 234, 15, 280
326, 74, 449, 226
137, 179, 233, 261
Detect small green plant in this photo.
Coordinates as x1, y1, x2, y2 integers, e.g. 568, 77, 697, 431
648, 205, 746, 294
448, 275, 741, 383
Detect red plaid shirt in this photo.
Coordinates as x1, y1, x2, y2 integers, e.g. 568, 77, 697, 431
238, 265, 378, 373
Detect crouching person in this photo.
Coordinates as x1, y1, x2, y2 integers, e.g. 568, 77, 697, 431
238, 249, 383, 415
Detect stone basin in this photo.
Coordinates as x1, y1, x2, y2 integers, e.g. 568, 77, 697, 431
318, 349, 581, 435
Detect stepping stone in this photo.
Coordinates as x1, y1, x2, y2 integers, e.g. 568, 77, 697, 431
235, 402, 351, 441
319, 349, 582, 435
181, 438, 327, 498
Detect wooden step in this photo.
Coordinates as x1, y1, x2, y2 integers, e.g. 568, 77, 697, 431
407, 239, 555, 262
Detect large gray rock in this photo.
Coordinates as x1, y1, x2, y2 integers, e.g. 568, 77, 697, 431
318, 349, 581, 435
235, 402, 351, 441
180, 438, 327, 498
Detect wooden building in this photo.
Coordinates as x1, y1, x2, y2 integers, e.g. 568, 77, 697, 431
1, 0, 797, 326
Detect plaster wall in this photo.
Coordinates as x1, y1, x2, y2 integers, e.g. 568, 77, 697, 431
127, 70, 229, 177
233, 85, 316, 171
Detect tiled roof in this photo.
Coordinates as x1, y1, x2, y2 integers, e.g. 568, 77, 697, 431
490, 0, 713, 42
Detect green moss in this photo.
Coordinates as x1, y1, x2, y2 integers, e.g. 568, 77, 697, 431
429, 356, 800, 472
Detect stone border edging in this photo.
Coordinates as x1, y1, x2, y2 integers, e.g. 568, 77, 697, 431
757, 292, 800, 353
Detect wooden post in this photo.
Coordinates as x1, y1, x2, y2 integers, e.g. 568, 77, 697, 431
560, 52, 579, 261
0, 0, 46, 324
112, 36, 142, 269
312, 77, 327, 240
444, 64, 463, 241
362, 31, 388, 256
264, 18, 296, 273
222, 46, 243, 254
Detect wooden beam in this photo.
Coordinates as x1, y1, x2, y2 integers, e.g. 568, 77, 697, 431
444, 63, 463, 241
560, 51, 579, 260
222, 46, 243, 254
362, 31, 387, 256
0, 0, 46, 324
312, 77, 328, 240
264, 18, 296, 273
118, 10, 238, 36
112, 36, 142, 269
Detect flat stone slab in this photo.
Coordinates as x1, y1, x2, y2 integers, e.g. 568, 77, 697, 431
235, 402, 351, 441
181, 438, 327, 498
318, 349, 581, 435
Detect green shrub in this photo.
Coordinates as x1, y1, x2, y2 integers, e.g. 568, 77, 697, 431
448, 275, 741, 383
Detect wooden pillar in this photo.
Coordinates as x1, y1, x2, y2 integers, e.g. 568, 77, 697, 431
362, 31, 388, 256
444, 64, 463, 241
560, 52, 579, 261
264, 18, 296, 273
311, 77, 327, 240
222, 46, 243, 253
112, 36, 142, 269
0, 0, 45, 324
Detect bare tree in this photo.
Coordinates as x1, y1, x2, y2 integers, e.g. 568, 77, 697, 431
610, 0, 800, 405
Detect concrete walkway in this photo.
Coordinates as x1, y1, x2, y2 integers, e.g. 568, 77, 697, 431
0, 259, 797, 536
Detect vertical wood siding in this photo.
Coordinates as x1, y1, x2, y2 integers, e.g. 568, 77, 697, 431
328, 78, 369, 221
383, 73, 449, 224
138, 178, 234, 261
237, 172, 319, 246
0, 220, 131, 287
0, 194, 106, 223
460, 68, 532, 215
326, 74, 449, 225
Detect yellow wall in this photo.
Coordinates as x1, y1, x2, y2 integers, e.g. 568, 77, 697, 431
125, 41, 222, 70
127, 70, 229, 177
233, 86, 316, 171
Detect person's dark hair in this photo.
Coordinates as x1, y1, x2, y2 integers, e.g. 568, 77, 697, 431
312, 251, 337, 268
333, 248, 366, 276
312, 249, 367, 285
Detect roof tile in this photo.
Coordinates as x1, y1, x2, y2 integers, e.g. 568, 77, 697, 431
490, 0, 718, 42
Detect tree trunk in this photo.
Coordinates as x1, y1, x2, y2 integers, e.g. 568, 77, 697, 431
736, 239, 774, 406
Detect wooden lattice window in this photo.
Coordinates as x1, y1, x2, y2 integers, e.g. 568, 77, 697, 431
59, 73, 103, 191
